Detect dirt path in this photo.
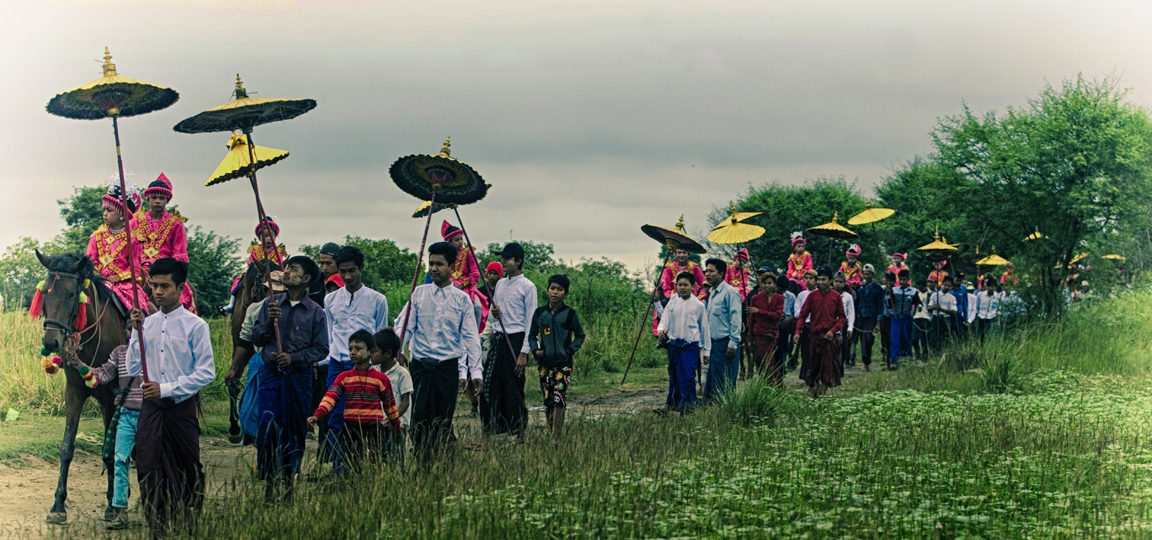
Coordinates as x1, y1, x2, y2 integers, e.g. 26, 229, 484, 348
0, 363, 872, 538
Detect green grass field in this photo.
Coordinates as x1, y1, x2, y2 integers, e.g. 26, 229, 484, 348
3, 290, 1152, 537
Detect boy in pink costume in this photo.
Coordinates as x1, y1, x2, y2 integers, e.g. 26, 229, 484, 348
725, 248, 752, 301
887, 253, 910, 286
838, 244, 863, 288
133, 173, 197, 313
88, 186, 150, 310
786, 235, 813, 290
442, 220, 490, 332
927, 260, 949, 289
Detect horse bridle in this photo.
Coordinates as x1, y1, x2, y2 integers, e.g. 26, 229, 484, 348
41, 270, 88, 339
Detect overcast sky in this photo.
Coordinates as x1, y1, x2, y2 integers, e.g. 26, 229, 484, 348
4, 0, 1151, 271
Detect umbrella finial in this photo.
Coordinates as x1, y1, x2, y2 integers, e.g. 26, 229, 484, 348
676, 215, 685, 232
439, 137, 451, 158
233, 74, 248, 99
832, 211, 839, 222
101, 47, 116, 77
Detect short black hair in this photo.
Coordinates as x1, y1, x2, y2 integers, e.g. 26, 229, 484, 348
817, 265, 835, 278
705, 258, 727, 276
149, 258, 188, 286
319, 242, 340, 256
373, 327, 401, 355
898, 269, 910, 278
429, 241, 458, 266
349, 329, 375, 350
943, 275, 955, 283
285, 255, 319, 284
335, 246, 364, 268
884, 271, 897, 282
675, 271, 695, 285
775, 275, 790, 292
548, 274, 570, 292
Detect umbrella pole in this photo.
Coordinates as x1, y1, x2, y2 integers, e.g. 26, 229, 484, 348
452, 207, 520, 361
243, 132, 283, 354
398, 191, 437, 355
621, 253, 670, 385
872, 223, 883, 268
111, 115, 149, 384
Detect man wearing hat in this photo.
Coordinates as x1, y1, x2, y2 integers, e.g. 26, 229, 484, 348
481, 242, 537, 440
88, 184, 150, 311
250, 255, 328, 501
134, 173, 197, 313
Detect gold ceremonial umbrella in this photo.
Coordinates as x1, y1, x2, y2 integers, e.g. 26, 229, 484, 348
1103, 254, 1126, 261
848, 202, 896, 263
807, 212, 858, 264
206, 132, 289, 186
917, 231, 959, 253
1069, 253, 1088, 264
976, 254, 1011, 266
45, 48, 180, 382
1024, 228, 1048, 241
707, 204, 765, 244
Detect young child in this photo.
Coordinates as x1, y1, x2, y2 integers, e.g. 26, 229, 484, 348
927, 260, 948, 289
786, 234, 814, 290
886, 253, 909, 284
656, 272, 710, 414
747, 271, 784, 385
528, 274, 586, 441
77, 344, 141, 530
795, 266, 846, 398
309, 330, 402, 473
372, 328, 412, 450
838, 245, 863, 288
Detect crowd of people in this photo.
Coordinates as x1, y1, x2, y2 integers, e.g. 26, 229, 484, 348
649, 235, 1025, 405
72, 178, 586, 534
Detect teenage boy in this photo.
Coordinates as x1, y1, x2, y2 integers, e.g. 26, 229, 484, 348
854, 265, 883, 371
126, 258, 214, 536
887, 269, 920, 370
656, 272, 710, 414
833, 273, 855, 374
482, 242, 537, 440
794, 267, 846, 398
747, 272, 784, 385
703, 258, 743, 400
309, 330, 402, 471
528, 274, 586, 441
928, 275, 958, 349
973, 277, 1001, 343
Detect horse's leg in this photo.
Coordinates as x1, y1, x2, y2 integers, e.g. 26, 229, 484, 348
47, 386, 84, 523
101, 392, 116, 520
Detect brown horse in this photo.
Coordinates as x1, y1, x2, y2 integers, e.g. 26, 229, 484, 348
230, 260, 275, 346
34, 251, 127, 524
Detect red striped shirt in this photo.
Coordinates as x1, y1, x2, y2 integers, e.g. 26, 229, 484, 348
313, 368, 401, 434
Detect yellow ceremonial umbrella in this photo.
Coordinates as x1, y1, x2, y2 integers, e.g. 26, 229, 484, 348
206, 132, 289, 186
807, 212, 858, 264
976, 254, 1011, 266
848, 202, 896, 264
917, 230, 959, 253
707, 204, 765, 244
1069, 253, 1088, 264
1024, 228, 1048, 241
1103, 254, 1126, 262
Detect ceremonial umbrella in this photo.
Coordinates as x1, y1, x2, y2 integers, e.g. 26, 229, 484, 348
848, 203, 895, 264
1103, 254, 1126, 262
707, 203, 765, 243
807, 212, 858, 265
206, 132, 289, 186
976, 254, 1011, 266
46, 48, 180, 382
389, 139, 491, 350
412, 199, 456, 218
709, 203, 763, 231
917, 232, 959, 253
174, 75, 316, 351
1024, 228, 1048, 242
622, 216, 706, 384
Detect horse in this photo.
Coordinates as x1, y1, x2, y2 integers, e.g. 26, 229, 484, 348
34, 251, 128, 524
229, 260, 274, 347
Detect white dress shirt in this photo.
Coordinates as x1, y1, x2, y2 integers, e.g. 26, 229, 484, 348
657, 294, 711, 355
394, 282, 483, 380
325, 284, 389, 366
794, 289, 811, 321
491, 274, 538, 354
928, 290, 957, 317
974, 290, 1000, 320
126, 306, 215, 403
840, 290, 855, 335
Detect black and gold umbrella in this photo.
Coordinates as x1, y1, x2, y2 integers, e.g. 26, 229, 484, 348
174, 75, 316, 351
46, 48, 180, 381
412, 199, 456, 219
390, 139, 491, 348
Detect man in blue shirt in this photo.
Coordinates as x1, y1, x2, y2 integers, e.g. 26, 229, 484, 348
854, 264, 884, 371
323, 245, 390, 470
951, 272, 970, 340
887, 269, 921, 370
702, 258, 742, 400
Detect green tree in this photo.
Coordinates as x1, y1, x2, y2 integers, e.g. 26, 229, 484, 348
482, 240, 557, 272
56, 186, 106, 253
875, 158, 973, 276
716, 177, 871, 273
0, 237, 49, 310
301, 235, 418, 290
185, 226, 243, 314
930, 76, 1152, 313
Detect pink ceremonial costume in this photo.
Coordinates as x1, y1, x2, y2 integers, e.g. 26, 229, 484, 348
726, 266, 751, 302
887, 262, 910, 286
133, 212, 196, 313
786, 252, 813, 290
87, 225, 149, 310
654, 260, 707, 336
839, 261, 863, 287
442, 221, 489, 332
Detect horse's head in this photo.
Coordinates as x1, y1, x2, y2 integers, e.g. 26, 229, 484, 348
34, 250, 96, 353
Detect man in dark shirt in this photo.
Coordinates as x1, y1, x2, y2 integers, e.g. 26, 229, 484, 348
252, 255, 329, 501
853, 264, 884, 371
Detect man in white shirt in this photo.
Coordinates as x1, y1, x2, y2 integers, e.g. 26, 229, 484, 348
126, 258, 214, 536
394, 242, 481, 459
656, 271, 710, 414
928, 275, 958, 350
973, 276, 1001, 344
481, 243, 537, 440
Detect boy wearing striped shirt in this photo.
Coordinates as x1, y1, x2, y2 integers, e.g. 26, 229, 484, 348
309, 330, 402, 473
